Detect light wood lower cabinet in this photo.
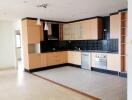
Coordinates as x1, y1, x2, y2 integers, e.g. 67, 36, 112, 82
107, 54, 120, 71
68, 51, 81, 65
29, 53, 41, 69
47, 51, 67, 66
41, 53, 47, 67
91, 53, 97, 67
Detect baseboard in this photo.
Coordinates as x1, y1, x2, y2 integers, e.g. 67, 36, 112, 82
119, 72, 127, 78
24, 64, 127, 78
0, 66, 15, 71
24, 63, 68, 73
67, 63, 81, 68
91, 67, 119, 76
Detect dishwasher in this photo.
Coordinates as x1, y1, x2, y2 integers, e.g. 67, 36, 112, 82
81, 52, 91, 70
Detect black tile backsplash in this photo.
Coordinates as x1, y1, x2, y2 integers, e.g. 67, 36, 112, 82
40, 39, 118, 52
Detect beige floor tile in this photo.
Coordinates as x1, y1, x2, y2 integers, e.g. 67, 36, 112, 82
0, 69, 97, 100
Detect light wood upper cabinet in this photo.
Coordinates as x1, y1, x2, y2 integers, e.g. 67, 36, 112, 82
68, 51, 81, 65
80, 20, 91, 40
63, 18, 102, 40
47, 51, 67, 66
110, 14, 121, 39
81, 18, 102, 40
22, 19, 43, 44
107, 54, 120, 71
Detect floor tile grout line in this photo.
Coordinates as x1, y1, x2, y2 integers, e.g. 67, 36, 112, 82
30, 72, 101, 100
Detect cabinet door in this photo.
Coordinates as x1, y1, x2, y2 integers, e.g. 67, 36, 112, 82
110, 14, 121, 39
26, 20, 41, 44
63, 24, 71, 40
41, 53, 47, 67
68, 51, 81, 65
107, 54, 120, 71
47, 51, 67, 66
81, 20, 91, 40
90, 18, 98, 39
29, 54, 41, 69
91, 53, 97, 67
74, 22, 81, 40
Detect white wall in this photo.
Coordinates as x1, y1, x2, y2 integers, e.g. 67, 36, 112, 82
0, 20, 16, 69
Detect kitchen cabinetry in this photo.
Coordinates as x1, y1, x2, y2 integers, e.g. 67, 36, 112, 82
110, 11, 127, 72
23, 19, 43, 44
107, 54, 120, 71
63, 22, 81, 40
80, 20, 91, 40
41, 53, 47, 67
110, 14, 121, 39
63, 18, 102, 40
22, 19, 43, 70
80, 18, 102, 40
120, 11, 127, 72
68, 51, 81, 65
47, 51, 67, 66
29, 54, 41, 69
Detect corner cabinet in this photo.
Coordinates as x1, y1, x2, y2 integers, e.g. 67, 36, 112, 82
63, 18, 102, 40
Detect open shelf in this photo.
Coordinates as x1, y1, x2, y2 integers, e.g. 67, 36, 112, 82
28, 43, 40, 54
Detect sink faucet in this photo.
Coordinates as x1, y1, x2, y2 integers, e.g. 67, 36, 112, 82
53, 48, 56, 50
74, 47, 81, 51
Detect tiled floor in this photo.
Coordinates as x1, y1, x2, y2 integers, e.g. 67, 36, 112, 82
0, 69, 96, 100
34, 66, 127, 100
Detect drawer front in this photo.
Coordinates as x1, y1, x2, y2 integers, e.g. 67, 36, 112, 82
47, 51, 67, 66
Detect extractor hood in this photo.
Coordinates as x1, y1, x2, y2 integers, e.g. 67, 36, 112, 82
44, 22, 59, 40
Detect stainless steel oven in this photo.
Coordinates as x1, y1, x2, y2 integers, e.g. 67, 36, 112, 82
95, 53, 107, 69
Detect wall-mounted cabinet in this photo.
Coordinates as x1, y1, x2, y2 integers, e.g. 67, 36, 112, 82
63, 18, 102, 40
110, 14, 121, 39
22, 19, 43, 44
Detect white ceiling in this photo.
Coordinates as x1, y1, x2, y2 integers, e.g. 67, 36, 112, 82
0, 0, 127, 22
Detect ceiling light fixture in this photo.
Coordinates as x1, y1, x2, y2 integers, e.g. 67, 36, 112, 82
36, 2, 48, 25
44, 21, 48, 30
36, 3, 48, 8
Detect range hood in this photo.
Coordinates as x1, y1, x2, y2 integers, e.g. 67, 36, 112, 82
44, 22, 59, 40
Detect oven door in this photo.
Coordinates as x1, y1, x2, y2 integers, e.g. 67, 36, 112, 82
95, 58, 107, 69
